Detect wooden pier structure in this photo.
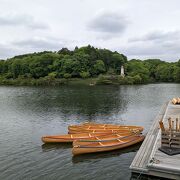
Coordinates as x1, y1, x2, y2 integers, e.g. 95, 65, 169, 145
130, 101, 180, 179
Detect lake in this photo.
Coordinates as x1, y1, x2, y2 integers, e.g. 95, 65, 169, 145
0, 83, 179, 180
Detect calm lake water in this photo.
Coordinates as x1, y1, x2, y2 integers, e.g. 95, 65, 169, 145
0, 83, 179, 180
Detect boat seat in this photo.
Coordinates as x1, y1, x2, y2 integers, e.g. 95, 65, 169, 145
98, 142, 104, 146
117, 134, 123, 138
96, 137, 101, 140
117, 139, 124, 142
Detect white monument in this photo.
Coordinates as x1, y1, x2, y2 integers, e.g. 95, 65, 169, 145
120, 65, 125, 77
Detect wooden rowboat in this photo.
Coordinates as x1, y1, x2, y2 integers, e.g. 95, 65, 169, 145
82, 122, 142, 128
81, 122, 135, 127
69, 125, 143, 134
73, 133, 141, 146
69, 123, 143, 130
69, 128, 142, 134
68, 124, 143, 133
72, 135, 145, 155
41, 132, 113, 143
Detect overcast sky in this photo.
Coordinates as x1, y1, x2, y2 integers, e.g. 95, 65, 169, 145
1, 0, 180, 61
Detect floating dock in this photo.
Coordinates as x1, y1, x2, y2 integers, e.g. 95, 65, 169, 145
130, 102, 180, 179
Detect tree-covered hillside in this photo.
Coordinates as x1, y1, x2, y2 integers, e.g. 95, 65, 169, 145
0, 45, 179, 85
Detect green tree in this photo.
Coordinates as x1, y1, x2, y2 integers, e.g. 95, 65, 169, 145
80, 71, 90, 78
155, 64, 175, 82
93, 60, 106, 75
0, 60, 5, 74
111, 53, 127, 73
144, 59, 165, 80
173, 60, 180, 82
126, 60, 150, 83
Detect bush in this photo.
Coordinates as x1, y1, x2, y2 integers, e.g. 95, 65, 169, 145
117, 76, 126, 84
63, 73, 72, 79
4, 73, 13, 79
107, 68, 116, 75
96, 74, 113, 85
80, 71, 90, 78
132, 75, 142, 84
48, 72, 58, 78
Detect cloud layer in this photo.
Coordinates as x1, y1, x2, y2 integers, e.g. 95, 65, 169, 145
121, 30, 180, 60
0, 13, 49, 30
88, 10, 128, 39
1, 0, 180, 61
129, 30, 180, 43
13, 38, 64, 50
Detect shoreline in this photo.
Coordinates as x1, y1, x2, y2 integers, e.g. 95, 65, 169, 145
0, 77, 179, 87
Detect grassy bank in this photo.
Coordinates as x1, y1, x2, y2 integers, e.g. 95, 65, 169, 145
0, 77, 98, 86
0, 77, 67, 86
0, 74, 152, 86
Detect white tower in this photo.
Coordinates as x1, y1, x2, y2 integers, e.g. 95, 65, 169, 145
121, 65, 125, 77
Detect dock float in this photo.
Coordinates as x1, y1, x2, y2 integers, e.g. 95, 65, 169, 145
130, 101, 180, 179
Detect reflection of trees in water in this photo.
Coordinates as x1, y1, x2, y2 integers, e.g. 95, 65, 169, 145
11, 85, 128, 119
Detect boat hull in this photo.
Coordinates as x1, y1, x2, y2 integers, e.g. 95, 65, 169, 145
72, 135, 145, 155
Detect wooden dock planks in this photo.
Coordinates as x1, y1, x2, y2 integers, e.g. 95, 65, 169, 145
130, 102, 168, 173
130, 102, 180, 179
147, 102, 180, 179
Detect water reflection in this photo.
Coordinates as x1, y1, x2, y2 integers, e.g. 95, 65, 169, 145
72, 143, 142, 164
9, 85, 129, 121
42, 142, 142, 165
130, 173, 169, 180
41, 143, 72, 152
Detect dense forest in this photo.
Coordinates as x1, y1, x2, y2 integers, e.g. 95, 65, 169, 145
0, 45, 180, 85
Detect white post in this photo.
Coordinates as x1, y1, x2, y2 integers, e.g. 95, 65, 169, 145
121, 66, 125, 77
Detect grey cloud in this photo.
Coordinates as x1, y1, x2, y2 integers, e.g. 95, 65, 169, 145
0, 37, 68, 59
13, 38, 64, 50
0, 44, 21, 59
123, 30, 180, 61
88, 11, 128, 37
120, 41, 180, 61
124, 44, 164, 56
0, 13, 49, 30
129, 30, 180, 42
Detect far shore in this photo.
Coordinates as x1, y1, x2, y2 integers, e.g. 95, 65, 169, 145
0, 76, 179, 87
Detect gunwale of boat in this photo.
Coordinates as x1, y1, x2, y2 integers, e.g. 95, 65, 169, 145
77, 122, 142, 127
41, 132, 114, 143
